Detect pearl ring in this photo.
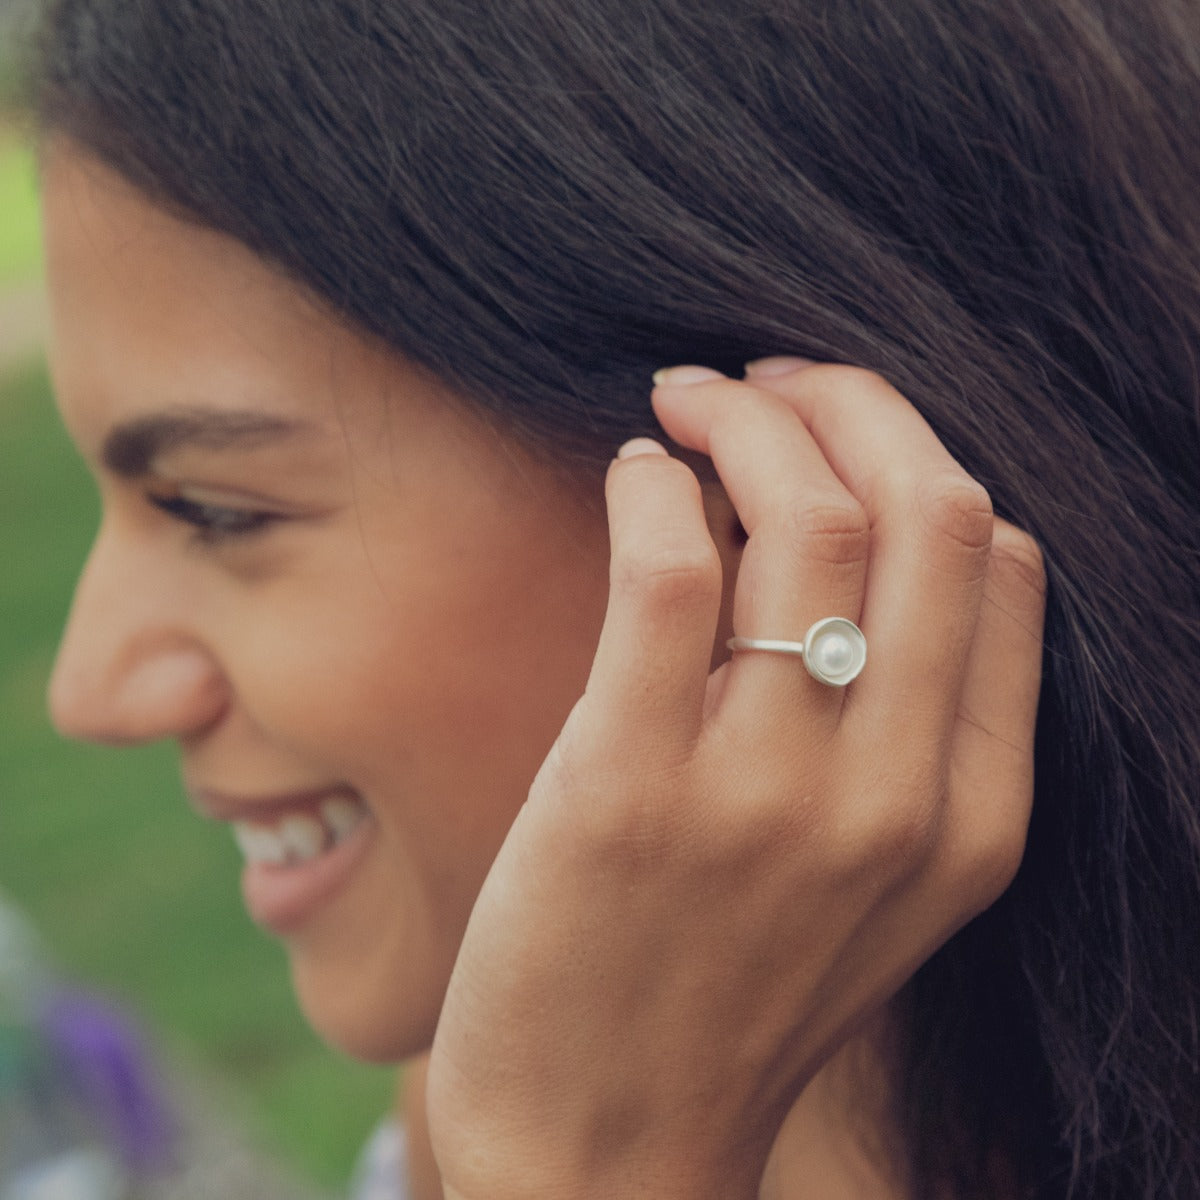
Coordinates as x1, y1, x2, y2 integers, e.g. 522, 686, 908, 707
727, 617, 867, 687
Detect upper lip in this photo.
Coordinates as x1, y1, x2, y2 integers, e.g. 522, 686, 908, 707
185, 783, 357, 823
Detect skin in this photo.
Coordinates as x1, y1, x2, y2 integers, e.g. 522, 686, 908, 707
426, 366, 1045, 1199
42, 141, 1046, 1198
41, 142, 617, 1062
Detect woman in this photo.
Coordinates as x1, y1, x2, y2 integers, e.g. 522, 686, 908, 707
25, 0, 1200, 1196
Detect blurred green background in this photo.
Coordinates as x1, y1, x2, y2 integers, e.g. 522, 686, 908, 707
0, 49, 395, 1196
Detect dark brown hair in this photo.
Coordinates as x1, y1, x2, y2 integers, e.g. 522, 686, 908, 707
28, 1, 1200, 1195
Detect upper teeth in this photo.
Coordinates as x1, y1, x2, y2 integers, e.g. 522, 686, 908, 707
232, 795, 368, 866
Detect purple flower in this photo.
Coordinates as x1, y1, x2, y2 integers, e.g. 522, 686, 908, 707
38, 987, 177, 1174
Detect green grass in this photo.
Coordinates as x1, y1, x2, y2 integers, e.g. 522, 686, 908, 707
0, 360, 395, 1187
0, 133, 41, 285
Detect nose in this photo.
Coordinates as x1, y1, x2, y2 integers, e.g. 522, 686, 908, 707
48, 525, 229, 746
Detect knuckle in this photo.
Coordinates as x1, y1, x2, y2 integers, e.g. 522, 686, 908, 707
783, 498, 871, 568
917, 474, 994, 555
876, 790, 943, 873
805, 363, 890, 397
572, 770, 703, 871
535, 713, 687, 842
711, 389, 769, 431
959, 817, 1029, 912
988, 524, 1048, 602
832, 769, 945, 884
610, 539, 722, 612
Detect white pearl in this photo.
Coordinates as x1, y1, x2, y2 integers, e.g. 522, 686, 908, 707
802, 617, 866, 685
813, 631, 854, 676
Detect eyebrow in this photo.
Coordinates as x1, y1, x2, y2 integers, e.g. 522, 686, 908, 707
101, 408, 315, 478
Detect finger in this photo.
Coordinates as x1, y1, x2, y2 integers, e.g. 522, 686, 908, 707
652, 371, 869, 711
934, 520, 1046, 911
744, 365, 995, 745
957, 520, 1047, 763
584, 439, 723, 752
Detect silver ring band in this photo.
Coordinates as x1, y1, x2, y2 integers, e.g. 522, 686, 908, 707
727, 617, 867, 687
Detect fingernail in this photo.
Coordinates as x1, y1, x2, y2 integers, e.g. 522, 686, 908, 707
617, 437, 669, 460
743, 356, 815, 379
652, 365, 726, 387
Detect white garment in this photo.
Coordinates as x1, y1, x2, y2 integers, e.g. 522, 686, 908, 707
349, 1121, 411, 1200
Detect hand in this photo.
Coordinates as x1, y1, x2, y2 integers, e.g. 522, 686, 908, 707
426, 363, 1046, 1200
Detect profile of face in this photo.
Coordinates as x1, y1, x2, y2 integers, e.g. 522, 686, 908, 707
40, 143, 617, 1060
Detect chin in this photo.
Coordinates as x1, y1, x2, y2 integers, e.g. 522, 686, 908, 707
289, 953, 443, 1064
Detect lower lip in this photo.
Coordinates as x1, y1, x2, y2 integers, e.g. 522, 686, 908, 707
240, 814, 375, 936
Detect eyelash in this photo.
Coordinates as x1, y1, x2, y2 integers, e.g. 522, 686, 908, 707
147, 494, 280, 544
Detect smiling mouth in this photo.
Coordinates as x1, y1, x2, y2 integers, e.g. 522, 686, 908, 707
204, 787, 379, 935
232, 793, 369, 865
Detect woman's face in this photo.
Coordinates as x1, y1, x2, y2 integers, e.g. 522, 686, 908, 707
41, 144, 613, 1060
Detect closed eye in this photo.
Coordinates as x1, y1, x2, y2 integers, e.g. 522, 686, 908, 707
147, 493, 280, 544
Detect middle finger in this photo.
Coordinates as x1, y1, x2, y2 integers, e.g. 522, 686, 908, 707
652, 369, 870, 717
744, 362, 995, 748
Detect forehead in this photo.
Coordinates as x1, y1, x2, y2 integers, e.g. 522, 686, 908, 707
38, 142, 590, 525
41, 142, 400, 451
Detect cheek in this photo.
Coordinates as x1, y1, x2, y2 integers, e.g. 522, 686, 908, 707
219, 526, 609, 803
